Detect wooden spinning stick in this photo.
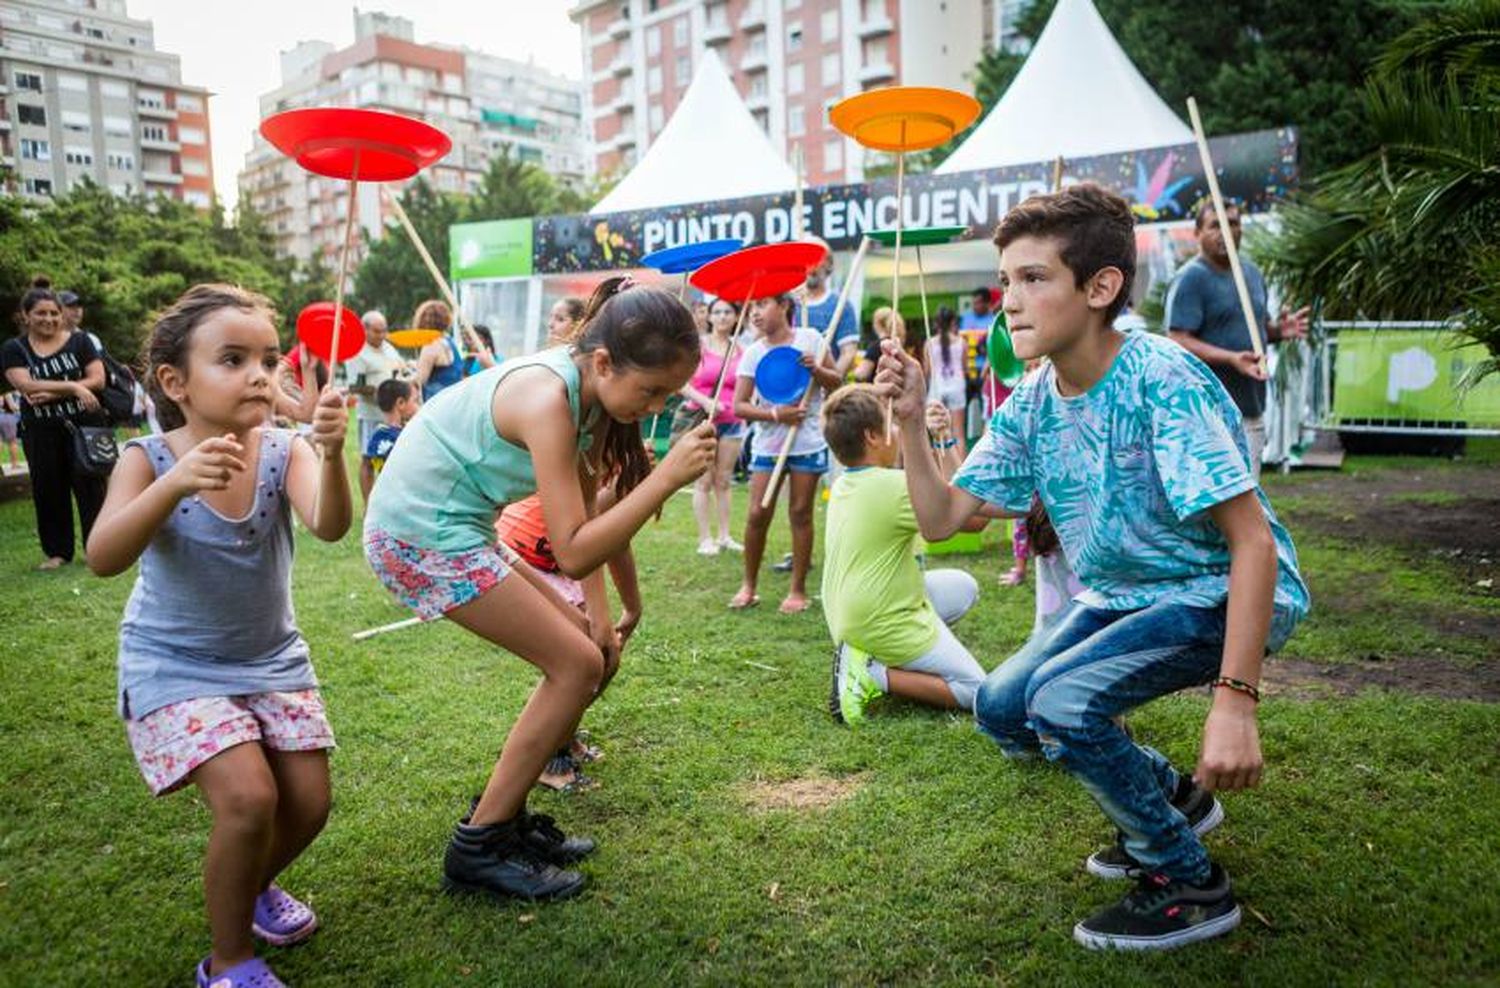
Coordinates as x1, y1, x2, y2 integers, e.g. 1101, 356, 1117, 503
1186, 98, 1265, 363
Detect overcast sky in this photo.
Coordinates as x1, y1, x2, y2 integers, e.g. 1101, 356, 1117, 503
128, 1, 583, 210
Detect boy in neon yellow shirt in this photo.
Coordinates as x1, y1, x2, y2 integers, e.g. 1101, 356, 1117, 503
821, 385, 986, 723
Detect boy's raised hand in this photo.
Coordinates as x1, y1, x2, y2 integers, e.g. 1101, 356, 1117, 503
168, 433, 246, 495
874, 339, 925, 422
659, 420, 716, 487
310, 387, 348, 453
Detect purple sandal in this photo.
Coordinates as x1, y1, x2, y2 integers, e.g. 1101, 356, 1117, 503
196, 956, 286, 988
251, 885, 319, 947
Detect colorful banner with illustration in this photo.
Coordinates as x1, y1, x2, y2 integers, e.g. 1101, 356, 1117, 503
524, 128, 1296, 275
1333, 328, 1500, 426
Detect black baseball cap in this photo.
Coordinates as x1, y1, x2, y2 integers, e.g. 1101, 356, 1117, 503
58, 290, 81, 306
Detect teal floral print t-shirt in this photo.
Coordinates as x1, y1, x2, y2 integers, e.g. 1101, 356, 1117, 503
953, 331, 1309, 643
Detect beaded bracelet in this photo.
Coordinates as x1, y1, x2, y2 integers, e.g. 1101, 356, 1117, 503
931, 438, 957, 449
1211, 676, 1260, 702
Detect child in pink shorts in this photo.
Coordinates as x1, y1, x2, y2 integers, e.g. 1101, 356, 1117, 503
87, 285, 353, 988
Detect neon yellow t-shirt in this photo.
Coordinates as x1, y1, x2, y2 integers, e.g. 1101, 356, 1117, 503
821, 467, 941, 663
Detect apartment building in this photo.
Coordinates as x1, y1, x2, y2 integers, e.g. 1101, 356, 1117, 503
239, 11, 586, 264
0, 0, 213, 206
570, 0, 987, 188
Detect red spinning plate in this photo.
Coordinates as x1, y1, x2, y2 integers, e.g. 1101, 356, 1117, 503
260, 107, 452, 181
296, 302, 365, 363
689, 242, 828, 302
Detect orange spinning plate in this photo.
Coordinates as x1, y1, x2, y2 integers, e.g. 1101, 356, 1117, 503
829, 88, 981, 153
386, 328, 445, 349
689, 242, 828, 302
260, 107, 452, 181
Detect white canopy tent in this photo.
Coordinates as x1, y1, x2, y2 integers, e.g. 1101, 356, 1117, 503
936, 0, 1192, 174
591, 48, 797, 214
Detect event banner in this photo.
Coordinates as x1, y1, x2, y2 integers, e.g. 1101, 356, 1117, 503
1333, 328, 1500, 426
527, 128, 1296, 275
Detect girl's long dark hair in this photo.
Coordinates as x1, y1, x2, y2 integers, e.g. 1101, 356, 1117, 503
1026, 496, 1059, 557
935, 305, 957, 372
574, 277, 699, 499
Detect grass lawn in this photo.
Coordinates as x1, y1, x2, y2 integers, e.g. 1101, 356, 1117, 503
2, 442, 1498, 985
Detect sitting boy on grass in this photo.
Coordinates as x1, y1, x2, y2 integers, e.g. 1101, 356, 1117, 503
821, 384, 987, 723
875, 183, 1309, 951
359, 378, 418, 501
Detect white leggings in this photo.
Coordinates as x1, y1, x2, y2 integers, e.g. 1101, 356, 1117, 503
864, 569, 987, 711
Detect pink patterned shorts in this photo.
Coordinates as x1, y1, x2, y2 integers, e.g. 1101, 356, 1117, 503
364, 527, 516, 620
125, 689, 335, 796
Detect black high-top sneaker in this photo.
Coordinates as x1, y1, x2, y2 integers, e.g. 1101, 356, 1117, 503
443, 815, 585, 901
463, 797, 597, 867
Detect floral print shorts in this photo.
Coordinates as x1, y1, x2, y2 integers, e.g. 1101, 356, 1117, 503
363, 527, 516, 620
125, 689, 335, 796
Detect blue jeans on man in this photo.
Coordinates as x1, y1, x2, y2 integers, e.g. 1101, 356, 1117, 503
975, 599, 1293, 885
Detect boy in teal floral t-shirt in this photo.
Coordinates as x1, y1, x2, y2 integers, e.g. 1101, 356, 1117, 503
876, 183, 1308, 952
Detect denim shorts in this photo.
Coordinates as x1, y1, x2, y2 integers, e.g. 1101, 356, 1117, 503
715, 422, 746, 440
749, 448, 829, 475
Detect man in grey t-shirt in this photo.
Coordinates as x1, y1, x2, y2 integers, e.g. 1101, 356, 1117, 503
1164, 202, 1307, 477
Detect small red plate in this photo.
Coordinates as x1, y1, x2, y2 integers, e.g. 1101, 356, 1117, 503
689, 242, 828, 302
260, 107, 452, 181
296, 302, 365, 363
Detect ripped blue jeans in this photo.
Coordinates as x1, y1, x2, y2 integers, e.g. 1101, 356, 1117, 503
975, 599, 1291, 884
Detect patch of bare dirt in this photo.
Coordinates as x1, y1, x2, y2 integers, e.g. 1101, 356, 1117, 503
740, 773, 869, 813
1276, 462, 1500, 598
1264, 656, 1500, 703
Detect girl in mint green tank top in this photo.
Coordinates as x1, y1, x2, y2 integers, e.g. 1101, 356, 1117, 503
363, 277, 717, 901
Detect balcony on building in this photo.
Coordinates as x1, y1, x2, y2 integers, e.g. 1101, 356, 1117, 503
859, 62, 895, 85
610, 53, 633, 77
141, 137, 181, 152
609, 86, 635, 113
608, 16, 630, 39
613, 129, 637, 151
740, 2, 766, 30
143, 170, 183, 185
702, 19, 731, 45
741, 49, 768, 73
745, 90, 769, 111
138, 103, 177, 121
858, 14, 894, 37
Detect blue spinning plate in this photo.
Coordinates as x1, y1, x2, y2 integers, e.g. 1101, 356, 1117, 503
755, 345, 812, 405
639, 238, 746, 274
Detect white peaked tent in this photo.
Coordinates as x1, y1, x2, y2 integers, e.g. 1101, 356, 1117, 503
591, 48, 797, 214
936, 0, 1192, 174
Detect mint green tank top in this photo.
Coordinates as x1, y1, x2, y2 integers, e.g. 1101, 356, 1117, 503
364, 346, 596, 553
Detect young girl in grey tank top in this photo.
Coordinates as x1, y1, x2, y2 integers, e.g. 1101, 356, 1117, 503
86, 284, 353, 988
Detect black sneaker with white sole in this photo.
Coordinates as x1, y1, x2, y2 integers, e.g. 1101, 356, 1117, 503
1073, 864, 1241, 951
1086, 777, 1225, 880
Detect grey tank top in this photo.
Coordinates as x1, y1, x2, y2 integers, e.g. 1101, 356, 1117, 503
116, 429, 315, 719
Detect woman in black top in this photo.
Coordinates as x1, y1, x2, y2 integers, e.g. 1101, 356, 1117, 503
0, 280, 108, 569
